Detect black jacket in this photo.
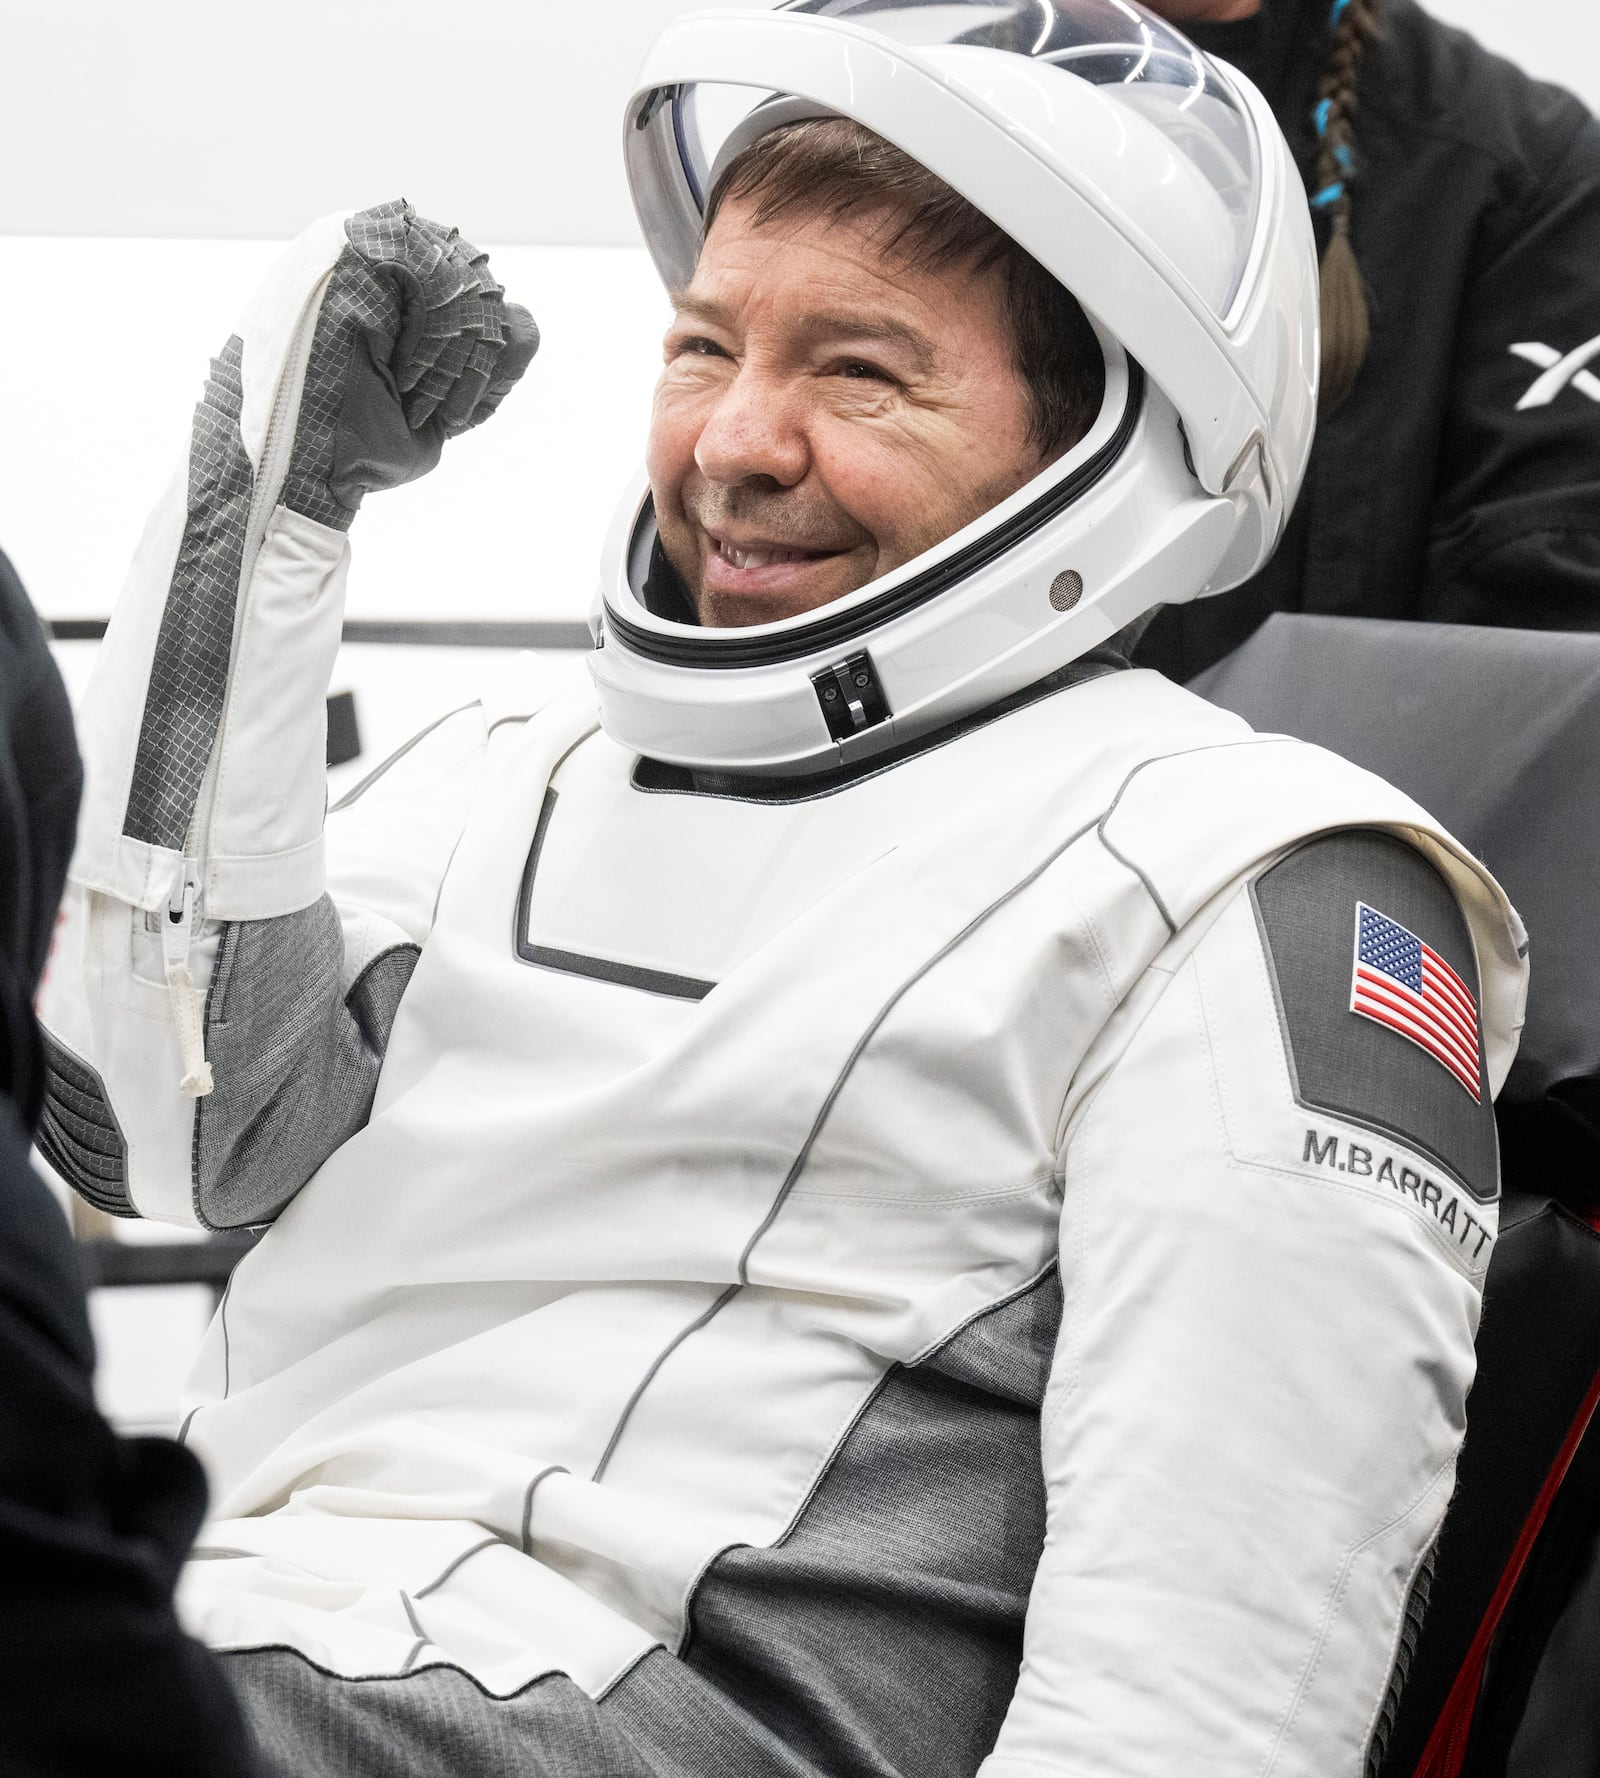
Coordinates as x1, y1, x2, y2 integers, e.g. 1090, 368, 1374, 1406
0, 547, 257, 1775
1139, 0, 1600, 679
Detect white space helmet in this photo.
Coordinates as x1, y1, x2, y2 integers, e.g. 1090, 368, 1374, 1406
592, 0, 1319, 775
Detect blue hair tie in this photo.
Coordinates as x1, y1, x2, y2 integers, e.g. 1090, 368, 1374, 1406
1330, 0, 1351, 24
1314, 97, 1332, 134
1334, 141, 1354, 171
1311, 180, 1345, 207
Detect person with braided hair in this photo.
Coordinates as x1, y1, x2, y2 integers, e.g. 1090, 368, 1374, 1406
1138, 0, 1600, 679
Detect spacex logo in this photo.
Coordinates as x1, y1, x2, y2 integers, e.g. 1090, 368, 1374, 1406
1510, 333, 1600, 409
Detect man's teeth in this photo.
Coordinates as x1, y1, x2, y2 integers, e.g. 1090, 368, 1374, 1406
716, 538, 813, 570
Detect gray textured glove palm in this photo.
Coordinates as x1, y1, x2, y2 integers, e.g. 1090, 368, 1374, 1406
283, 197, 540, 528
122, 200, 536, 857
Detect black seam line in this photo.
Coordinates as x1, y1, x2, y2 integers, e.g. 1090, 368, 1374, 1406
595, 821, 1098, 1479
414, 1536, 502, 1601
210, 1642, 572, 1698
189, 1546, 256, 1560
48, 618, 597, 650
428, 828, 472, 933
591, 1283, 743, 1484
220, 1270, 235, 1400
340, 620, 594, 649
1095, 737, 1303, 938
592, 805, 1108, 1482
513, 786, 559, 961
1095, 823, 1176, 936
398, 1593, 430, 1674
485, 712, 536, 737
507, 727, 602, 962
176, 1405, 200, 1446
328, 701, 482, 814
629, 659, 1126, 808
594, 1644, 658, 1705
519, 944, 715, 1001
735, 815, 1104, 1285
678, 1261, 1065, 1658
604, 361, 1146, 669
514, 741, 713, 1000
910, 1256, 1062, 1369
520, 1465, 568, 1555
1249, 871, 1308, 1109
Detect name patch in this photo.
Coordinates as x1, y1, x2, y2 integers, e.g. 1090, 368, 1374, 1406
1302, 1127, 1492, 1263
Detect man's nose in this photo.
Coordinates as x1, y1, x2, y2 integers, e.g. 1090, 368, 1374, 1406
693, 365, 809, 489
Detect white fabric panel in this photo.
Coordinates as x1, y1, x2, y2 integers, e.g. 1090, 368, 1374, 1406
205, 508, 348, 920
166, 669, 1521, 1711
982, 886, 1484, 1778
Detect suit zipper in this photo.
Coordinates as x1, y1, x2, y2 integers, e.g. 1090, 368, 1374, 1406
165, 271, 334, 1097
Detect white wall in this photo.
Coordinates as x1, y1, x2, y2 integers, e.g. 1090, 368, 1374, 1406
0, 0, 766, 245
1, 0, 1593, 246
3, 0, 1585, 247
0, 239, 666, 625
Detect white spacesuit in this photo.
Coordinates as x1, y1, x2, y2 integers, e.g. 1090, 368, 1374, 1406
38, 4, 1528, 1776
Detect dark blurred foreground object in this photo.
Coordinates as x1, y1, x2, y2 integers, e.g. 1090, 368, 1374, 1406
1140, 0, 1600, 679
1199, 615, 1600, 1778
0, 546, 258, 1776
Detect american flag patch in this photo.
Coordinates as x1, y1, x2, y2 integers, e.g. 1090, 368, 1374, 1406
1351, 903, 1481, 1101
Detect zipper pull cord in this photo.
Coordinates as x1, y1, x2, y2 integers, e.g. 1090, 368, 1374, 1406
163, 866, 214, 1099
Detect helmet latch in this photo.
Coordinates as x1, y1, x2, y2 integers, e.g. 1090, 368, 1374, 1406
812, 652, 891, 741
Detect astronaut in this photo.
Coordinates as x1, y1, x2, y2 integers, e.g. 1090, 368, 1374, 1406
38, 3, 1528, 1774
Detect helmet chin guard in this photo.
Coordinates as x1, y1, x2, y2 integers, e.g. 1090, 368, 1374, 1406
592, 0, 1318, 777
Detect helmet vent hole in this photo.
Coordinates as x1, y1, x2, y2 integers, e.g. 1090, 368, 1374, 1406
1049, 570, 1084, 612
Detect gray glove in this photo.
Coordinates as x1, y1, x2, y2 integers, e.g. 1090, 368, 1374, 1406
282, 197, 540, 528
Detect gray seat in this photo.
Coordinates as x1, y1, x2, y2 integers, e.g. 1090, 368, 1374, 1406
1196, 615, 1600, 1778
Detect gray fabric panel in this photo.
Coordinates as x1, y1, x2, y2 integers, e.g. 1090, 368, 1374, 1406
124, 336, 254, 849
35, 1030, 134, 1217
610, 1272, 1062, 1778
1253, 830, 1500, 1201
224, 1652, 649, 1778
194, 899, 417, 1228
280, 238, 403, 533
217, 1275, 1060, 1776
1365, 1542, 1435, 1778
347, 943, 421, 1055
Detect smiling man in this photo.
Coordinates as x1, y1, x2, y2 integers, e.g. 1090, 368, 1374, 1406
649, 118, 1101, 627
37, 5, 1527, 1777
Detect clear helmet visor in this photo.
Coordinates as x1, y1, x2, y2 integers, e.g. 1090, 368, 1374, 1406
657, 0, 1261, 318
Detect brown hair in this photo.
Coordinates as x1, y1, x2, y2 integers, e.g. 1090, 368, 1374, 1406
1313, 0, 1382, 414
703, 117, 1105, 459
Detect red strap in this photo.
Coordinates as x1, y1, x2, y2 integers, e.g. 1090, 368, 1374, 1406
1413, 1355, 1600, 1777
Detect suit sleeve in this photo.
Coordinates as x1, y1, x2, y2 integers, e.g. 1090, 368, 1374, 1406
981, 830, 1500, 1778
1421, 114, 1600, 631
32, 211, 499, 1231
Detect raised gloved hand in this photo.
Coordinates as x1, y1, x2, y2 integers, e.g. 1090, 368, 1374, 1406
65, 199, 539, 1104
281, 197, 540, 527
